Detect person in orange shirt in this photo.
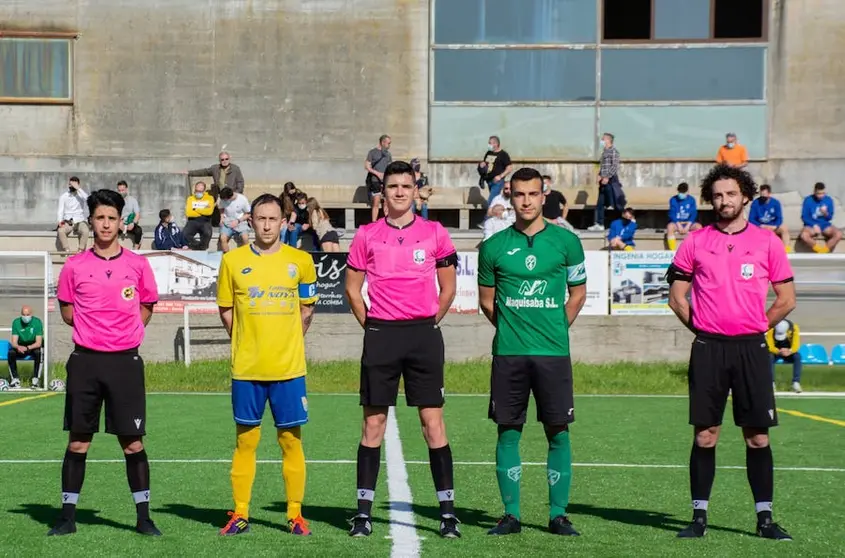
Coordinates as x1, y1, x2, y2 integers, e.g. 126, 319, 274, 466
716, 133, 748, 169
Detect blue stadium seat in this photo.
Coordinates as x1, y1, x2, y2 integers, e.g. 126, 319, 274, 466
0, 339, 34, 362
831, 344, 845, 365
799, 343, 829, 365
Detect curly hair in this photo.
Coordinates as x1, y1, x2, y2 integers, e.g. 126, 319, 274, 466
699, 163, 757, 204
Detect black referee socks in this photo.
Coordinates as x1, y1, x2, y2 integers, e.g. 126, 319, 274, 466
125, 450, 151, 520
356, 444, 381, 516
61, 450, 88, 520
689, 443, 715, 520
429, 444, 455, 515
746, 445, 774, 522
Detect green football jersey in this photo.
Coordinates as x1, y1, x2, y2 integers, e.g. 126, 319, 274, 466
478, 224, 586, 356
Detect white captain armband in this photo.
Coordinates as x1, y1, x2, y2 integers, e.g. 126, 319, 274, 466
299, 283, 317, 299
566, 262, 586, 284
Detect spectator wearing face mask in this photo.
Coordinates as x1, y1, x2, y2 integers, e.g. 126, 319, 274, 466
607, 207, 637, 251
116, 180, 143, 250
182, 182, 215, 250
478, 135, 513, 213
153, 209, 189, 250
541, 174, 573, 231
749, 184, 791, 252
666, 182, 702, 251
7, 305, 44, 389
284, 192, 310, 248
716, 132, 748, 169
482, 180, 515, 241
217, 187, 251, 253
800, 182, 842, 253
56, 176, 90, 253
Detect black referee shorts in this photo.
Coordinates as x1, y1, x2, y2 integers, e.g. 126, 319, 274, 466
688, 333, 777, 429
63, 346, 147, 436
359, 317, 445, 408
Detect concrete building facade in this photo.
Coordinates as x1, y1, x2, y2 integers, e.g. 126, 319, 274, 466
1, 0, 843, 225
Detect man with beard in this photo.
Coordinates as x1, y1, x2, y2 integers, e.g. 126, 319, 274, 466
667, 164, 796, 541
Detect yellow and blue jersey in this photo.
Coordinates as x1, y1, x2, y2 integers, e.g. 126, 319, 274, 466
216, 244, 318, 381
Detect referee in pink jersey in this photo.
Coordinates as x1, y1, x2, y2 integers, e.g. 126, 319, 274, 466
668, 164, 796, 541
345, 160, 461, 539
50, 189, 160, 537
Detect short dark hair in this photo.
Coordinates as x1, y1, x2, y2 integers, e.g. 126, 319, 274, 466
602, 132, 615, 142
760, 184, 771, 193
87, 188, 125, 216
250, 193, 284, 216
383, 160, 415, 186
159, 209, 171, 221
378, 134, 391, 144
623, 207, 634, 214
489, 135, 501, 145
541, 174, 552, 182
69, 176, 80, 184
815, 182, 826, 191
117, 180, 128, 188
510, 167, 544, 188
219, 187, 234, 200
677, 182, 689, 193
295, 192, 307, 202
700, 163, 757, 204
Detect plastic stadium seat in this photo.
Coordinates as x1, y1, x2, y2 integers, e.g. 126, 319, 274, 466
0, 339, 10, 360
799, 343, 829, 365
831, 344, 845, 365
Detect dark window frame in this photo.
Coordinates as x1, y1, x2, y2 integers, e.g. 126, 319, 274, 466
0, 30, 77, 105
601, 0, 768, 44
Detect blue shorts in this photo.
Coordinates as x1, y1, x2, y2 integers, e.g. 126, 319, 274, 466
220, 223, 249, 239
231, 377, 308, 428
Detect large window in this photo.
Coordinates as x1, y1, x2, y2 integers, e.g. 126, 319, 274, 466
602, 0, 766, 42
0, 35, 74, 103
430, 0, 769, 160
435, 0, 597, 44
434, 49, 596, 102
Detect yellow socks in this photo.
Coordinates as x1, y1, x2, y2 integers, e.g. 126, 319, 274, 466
278, 427, 306, 520
624, 245, 634, 252
231, 425, 261, 518
813, 244, 830, 254
667, 237, 677, 251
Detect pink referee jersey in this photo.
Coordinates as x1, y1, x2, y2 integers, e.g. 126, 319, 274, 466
57, 249, 159, 352
672, 224, 793, 336
347, 217, 457, 321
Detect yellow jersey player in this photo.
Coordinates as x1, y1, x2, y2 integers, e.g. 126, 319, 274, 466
216, 193, 318, 536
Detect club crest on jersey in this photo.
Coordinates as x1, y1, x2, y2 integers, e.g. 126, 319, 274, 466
525, 255, 537, 270
413, 249, 426, 265
288, 263, 298, 279
121, 286, 136, 301
741, 263, 754, 280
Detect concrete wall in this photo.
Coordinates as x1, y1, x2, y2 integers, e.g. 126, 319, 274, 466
2, 0, 845, 226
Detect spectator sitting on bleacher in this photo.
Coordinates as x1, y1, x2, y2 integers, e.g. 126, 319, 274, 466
666, 182, 702, 250
482, 180, 515, 241
411, 158, 432, 220
800, 182, 842, 253
307, 197, 340, 252
117, 180, 143, 250
182, 181, 215, 250
217, 187, 251, 253
542, 174, 574, 231
284, 192, 310, 248
715, 132, 749, 169
8, 305, 43, 389
607, 207, 637, 251
153, 209, 189, 250
56, 176, 89, 254
478, 135, 513, 214
766, 319, 802, 393
749, 184, 791, 252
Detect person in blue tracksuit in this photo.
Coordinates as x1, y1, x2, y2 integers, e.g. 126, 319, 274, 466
749, 184, 791, 251
153, 209, 189, 250
799, 182, 842, 253
665, 182, 702, 250
607, 207, 637, 251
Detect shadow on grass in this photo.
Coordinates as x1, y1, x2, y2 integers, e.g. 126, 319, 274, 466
407, 503, 504, 530
567, 503, 753, 536
156, 503, 279, 531
9, 503, 136, 532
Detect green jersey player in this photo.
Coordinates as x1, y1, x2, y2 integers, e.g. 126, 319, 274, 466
478, 167, 587, 537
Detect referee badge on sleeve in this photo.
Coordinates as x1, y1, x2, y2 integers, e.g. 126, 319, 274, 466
741, 263, 754, 280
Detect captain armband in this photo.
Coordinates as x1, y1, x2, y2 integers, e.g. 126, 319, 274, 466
436, 252, 459, 269
299, 282, 317, 299
665, 264, 693, 285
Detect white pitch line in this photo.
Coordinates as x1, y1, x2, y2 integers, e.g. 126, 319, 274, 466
384, 406, 420, 558
1, 459, 843, 473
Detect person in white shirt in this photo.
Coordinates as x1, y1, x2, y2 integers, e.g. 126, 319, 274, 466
56, 176, 90, 253
217, 187, 251, 252
483, 180, 516, 241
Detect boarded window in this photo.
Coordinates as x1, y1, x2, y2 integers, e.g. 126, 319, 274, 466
0, 38, 73, 102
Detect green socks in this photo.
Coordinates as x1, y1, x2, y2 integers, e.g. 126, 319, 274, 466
548, 430, 573, 519
495, 427, 523, 518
